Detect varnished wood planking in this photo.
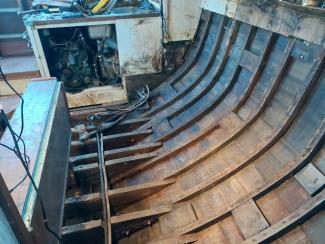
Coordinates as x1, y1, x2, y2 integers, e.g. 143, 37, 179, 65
110, 24, 262, 185
257, 178, 311, 225
232, 199, 269, 239
164, 30, 247, 141
256, 191, 290, 226
117, 37, 322, 244
294, 163, 325, 196
167, 69, 315, 203
195, 216, 245, 243
124, 31, 276, 185
148, 136, 324, 243
61, 9, 325, 244
243, 189, 325, 243
157, 134, 323, 243
112, 36, 314, 215
300, 211, 325, 244
239, 50, 260, 73
159, 204, 197, 234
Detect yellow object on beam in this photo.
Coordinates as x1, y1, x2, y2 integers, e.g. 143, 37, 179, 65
92, 0, 110, 13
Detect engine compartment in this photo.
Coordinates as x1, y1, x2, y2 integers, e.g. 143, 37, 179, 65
40, 25, 120, 92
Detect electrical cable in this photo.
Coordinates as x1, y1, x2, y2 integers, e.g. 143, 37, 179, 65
0, 110, 62, 243
87, 85, 150, 121
77, 85, 150, 141
111, 56, 120, 78
0, 142, 30, 193
0, 68, 62, 243
160, 1, 172, 42
0, 66, 24, 141
0, 65, 30, 191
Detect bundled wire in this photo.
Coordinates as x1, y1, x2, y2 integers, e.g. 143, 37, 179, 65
77, 85, 150, 141
160, 1, 172, 42
0, 65, 62, 243
107, 85, 150, 112
87, 85, 150, 122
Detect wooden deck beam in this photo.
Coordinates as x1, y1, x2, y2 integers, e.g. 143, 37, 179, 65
70, 129, 153, 155
65, 179, 175, 214
70, 142, 162, 165
61, 220, 103, 237
62, 206, 172, 237
74, 152, 159, 180
111, 206, 172, 226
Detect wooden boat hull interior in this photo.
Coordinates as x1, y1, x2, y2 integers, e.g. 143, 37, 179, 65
64, 7, 325, 244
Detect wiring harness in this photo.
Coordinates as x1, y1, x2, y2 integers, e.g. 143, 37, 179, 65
76, 85, 150, 141
0, 66, 62, 243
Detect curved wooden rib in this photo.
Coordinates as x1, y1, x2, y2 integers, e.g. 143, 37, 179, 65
63, 10, 325, 244
111, 33, 288, 185
111, 24, 256, 184
149, 11, 212, 99
72, 20, 254, 185
138, 17, 234, 130
146, 14, 224, 116
115, 45, 325, 242
147, 122, 324, 243
148, 23, 246, 142
112, 48, 323, 219
168, 50, 324, 203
